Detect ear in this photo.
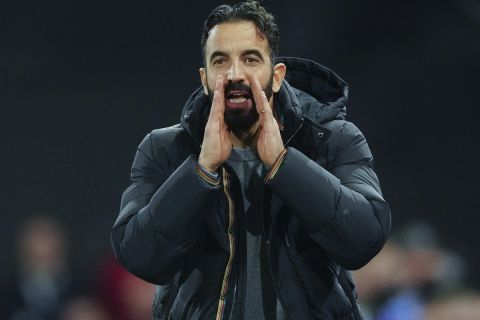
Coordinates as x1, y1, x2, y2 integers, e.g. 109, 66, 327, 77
272, 63, 286, 93
199, 67, 209, 96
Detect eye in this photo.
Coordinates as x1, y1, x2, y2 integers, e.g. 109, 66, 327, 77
246, 57, 259, 64
213, 58, 227, 65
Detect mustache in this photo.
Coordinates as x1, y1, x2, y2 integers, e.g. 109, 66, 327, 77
224, 81, 253, 98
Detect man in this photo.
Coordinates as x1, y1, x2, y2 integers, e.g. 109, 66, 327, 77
111, 1, 391, 319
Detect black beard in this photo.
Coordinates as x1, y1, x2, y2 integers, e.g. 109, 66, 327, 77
206, 73, 274, 134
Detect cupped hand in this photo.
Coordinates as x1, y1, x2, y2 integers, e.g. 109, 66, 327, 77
198, 75, 232, 173
251, 76, 285, 167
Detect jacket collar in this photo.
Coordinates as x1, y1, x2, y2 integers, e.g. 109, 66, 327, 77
180, 57, 349, 152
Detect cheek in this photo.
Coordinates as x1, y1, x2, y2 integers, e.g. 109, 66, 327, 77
250, 67, 268, 78
207, 77, 217, 93
257, 67, 273, 82
207, 68, 225, 83
203, 71, 216, 93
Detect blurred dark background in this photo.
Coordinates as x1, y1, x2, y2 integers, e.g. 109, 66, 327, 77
1, 0, 480, 316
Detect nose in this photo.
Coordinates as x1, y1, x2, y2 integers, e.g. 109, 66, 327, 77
226, 60, 246, 83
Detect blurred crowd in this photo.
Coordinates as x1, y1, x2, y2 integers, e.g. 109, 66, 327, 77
2, 215, 479, 320
353, 222, 480, 320
0, 214, 155, 320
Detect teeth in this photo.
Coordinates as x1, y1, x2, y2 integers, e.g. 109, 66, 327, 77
228, 97, 247, 104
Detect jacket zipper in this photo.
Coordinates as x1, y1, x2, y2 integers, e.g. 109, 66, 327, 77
260, 186, 292, 320
216, 168, 236, 320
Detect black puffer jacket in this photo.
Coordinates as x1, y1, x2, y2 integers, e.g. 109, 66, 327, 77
111, 57, 391, 320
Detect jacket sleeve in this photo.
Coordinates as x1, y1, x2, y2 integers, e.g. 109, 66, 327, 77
265, 121, 391, 270
111, 132, 221, 284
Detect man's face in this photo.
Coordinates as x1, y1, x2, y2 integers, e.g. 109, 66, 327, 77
200, 21, 284, 132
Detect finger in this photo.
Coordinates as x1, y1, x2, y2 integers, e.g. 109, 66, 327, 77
251, 77, 281, 134
251, 76, 272, 117
210, 75, 225, 119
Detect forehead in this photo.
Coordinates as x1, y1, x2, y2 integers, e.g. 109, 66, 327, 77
205, 21, 269, 57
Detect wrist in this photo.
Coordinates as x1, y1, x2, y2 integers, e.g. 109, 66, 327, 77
198, 157, 218, 174
264, 148, 287, 182
266, 148, 287, 168
196, 160, 221, 186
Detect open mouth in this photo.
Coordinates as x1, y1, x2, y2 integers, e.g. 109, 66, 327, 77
226, 90, 251, 104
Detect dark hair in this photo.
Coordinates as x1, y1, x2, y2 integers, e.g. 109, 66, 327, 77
201, 0, 280, 66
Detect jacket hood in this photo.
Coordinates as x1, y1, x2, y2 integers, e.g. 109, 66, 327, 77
180, 57, 349, 148
276, 57, 348, 123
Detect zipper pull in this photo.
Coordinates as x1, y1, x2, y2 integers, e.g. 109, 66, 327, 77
284, 235, 291, 248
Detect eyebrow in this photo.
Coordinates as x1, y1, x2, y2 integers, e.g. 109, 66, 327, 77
209, 50, 228, 63
242, 49, 265, 61
209, 49, 265, 63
